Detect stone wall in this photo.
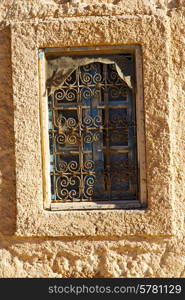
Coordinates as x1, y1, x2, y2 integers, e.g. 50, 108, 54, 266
0, 0, 185, 277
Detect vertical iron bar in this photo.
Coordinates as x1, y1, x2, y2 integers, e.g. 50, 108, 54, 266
52, 93, 57, 201
77, 68, 84, 200
103, 64, 111, 200
128, 55, 135, 196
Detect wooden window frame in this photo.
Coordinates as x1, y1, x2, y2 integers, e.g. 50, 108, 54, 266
39, 45, 147, 211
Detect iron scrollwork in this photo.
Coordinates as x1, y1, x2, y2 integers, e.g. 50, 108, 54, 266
48, 59, 138, 202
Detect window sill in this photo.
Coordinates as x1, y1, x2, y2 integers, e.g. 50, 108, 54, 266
49, 200, 144, 211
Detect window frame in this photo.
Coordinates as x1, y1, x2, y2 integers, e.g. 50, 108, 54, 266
39, 45, 147, 211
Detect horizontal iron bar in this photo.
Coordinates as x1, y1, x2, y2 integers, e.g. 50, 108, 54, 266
51, 105, 130, 110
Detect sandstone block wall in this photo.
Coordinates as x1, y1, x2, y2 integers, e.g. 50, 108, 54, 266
0, 0, 185, 278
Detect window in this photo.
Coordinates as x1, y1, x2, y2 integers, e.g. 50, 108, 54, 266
13, 18, 173, 236
41, 46, 147, 210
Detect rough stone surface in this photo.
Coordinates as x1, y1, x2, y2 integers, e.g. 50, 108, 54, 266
11, 15, 175, 237
0, 27, 16, 236
0, 0, 185, 277
1, 237, 185, 277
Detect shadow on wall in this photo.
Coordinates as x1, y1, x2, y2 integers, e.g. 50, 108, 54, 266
0, 27, 16, 235
168, 0, 182, 8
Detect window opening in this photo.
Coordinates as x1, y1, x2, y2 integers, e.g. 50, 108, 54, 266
47, 54, 138, 204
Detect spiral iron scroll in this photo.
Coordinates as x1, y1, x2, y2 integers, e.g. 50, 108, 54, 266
49, 60, 137, 202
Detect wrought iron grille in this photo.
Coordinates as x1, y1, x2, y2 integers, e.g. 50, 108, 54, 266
48, 56, 138, 203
